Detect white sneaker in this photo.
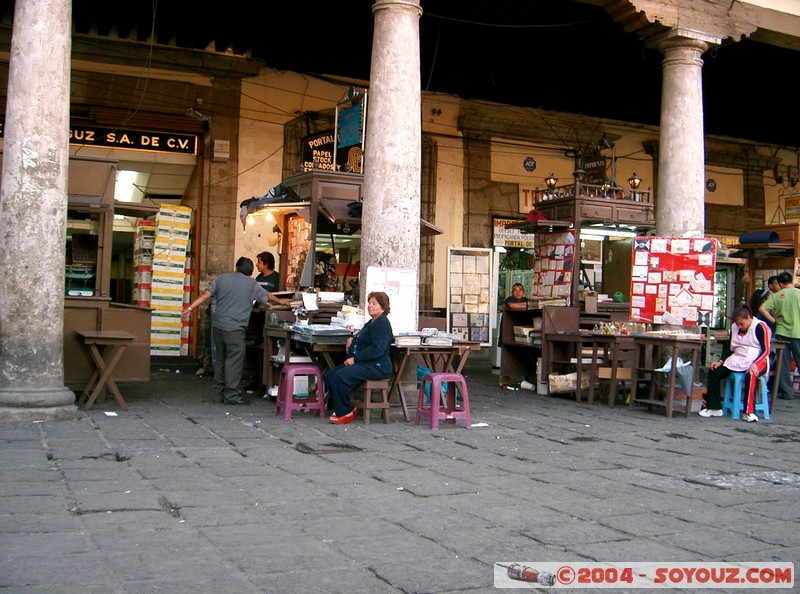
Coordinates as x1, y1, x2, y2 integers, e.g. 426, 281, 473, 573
699, 408, 723, 417
743, 412, 759, 423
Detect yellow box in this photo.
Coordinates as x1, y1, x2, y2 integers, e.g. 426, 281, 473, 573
597, 367, 632, 380
513, 326, 535, 343
548, 372, 590, 393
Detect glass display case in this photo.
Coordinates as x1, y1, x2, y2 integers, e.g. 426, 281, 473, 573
712, 260, 745, 329
447, 247, 493, 346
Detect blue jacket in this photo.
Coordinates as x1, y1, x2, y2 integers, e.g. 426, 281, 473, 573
349, 313, 394, 376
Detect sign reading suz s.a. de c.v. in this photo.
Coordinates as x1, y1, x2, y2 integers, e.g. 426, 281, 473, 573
0, 120, 198, 156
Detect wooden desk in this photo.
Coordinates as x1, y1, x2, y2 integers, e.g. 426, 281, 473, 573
389, 342, 478, 422
75, 330, 135, 411
630, 335, 703, 418
291, 332, 348, 373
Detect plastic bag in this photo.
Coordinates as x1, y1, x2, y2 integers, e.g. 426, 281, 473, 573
417, 365, 447, 405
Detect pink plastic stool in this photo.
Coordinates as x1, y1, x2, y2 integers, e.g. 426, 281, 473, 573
415, 372, 470, 430
275, 364, 326, 420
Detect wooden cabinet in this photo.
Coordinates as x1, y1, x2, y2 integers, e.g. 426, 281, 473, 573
499, 308, 542, 380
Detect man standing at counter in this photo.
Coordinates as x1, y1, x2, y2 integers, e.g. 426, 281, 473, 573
498, 283, 530, 389
255, 251, 281, 293
182, 257, 290, 405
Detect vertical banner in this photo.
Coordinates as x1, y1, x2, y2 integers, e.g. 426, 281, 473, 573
531, 230, 576, 302
629, 237, 716, 326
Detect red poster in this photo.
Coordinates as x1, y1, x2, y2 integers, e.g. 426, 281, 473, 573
629, 237, 716, 327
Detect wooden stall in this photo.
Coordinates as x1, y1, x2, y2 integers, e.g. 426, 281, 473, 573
63, 157, 154, 389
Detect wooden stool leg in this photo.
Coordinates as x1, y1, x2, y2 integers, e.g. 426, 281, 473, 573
362, 385, 371, 424
381, 386, 390, 423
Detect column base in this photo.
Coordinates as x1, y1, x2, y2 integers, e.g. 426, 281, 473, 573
0, 386, 78, 420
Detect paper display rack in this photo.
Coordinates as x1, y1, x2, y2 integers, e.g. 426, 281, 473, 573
447, 247, 493, 347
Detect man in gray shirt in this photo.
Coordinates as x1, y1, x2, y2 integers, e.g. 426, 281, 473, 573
183, 257, 290, 404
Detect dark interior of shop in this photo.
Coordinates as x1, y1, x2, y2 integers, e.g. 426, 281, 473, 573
41, 0, 799, 148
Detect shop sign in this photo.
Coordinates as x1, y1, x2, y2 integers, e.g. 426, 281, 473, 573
302, 130, 358, 172
69, 125, 197, 155
519, 185, 538, 213
0, 120, 198, 155
338, 104, 362, 149
582, 154, 607, 185
493, 217, 535, 248
523, 156, 536, 172
786, 196, 800, 220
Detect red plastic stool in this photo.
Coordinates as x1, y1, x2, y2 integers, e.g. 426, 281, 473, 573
415, 372, 470, 430
275, 364, 326, 420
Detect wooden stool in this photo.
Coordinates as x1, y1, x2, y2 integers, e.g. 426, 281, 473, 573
351, 379, 391, 424
415, 372, 470, 430
275, 364, 326, 420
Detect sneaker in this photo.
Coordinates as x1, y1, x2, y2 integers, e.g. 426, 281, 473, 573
743, 412, 759, 423
698, 408, 723, 417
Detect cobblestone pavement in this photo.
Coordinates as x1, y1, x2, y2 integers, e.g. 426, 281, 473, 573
1, 359, 798, 593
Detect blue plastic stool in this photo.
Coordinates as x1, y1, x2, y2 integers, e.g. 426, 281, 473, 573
722, 372, 770, 420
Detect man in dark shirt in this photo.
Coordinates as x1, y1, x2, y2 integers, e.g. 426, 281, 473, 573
498, 283, 529, 388
255, 251, 281, 293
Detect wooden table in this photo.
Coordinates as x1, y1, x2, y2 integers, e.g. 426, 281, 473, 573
389, 342, 478, 421
75, 330, 135, 411
629, 335, 703, 418
262, 326, 350, 387
290, 332, 348, 373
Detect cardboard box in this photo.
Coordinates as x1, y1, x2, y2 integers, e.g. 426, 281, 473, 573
548, 372, 590, 393
672, 386, 704, 412
513, 326, 535, 343
597, 367, 632, 380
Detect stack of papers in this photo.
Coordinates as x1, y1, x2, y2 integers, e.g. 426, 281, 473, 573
394, 333, 423, 346
424, 334, 454, 346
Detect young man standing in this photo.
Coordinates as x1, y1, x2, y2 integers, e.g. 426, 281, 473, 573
758, 271, 800, 400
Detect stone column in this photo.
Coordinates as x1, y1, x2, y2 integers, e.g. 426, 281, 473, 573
361, 0, 422, 309
0, 0, 76, 419
650, 29, 717, 238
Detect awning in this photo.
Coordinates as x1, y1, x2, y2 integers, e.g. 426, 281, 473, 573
319, 198, 443, 236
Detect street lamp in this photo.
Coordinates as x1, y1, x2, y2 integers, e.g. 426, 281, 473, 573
628, 172, 642, 201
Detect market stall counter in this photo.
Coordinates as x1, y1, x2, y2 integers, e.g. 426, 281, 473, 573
262, 320, 478, 421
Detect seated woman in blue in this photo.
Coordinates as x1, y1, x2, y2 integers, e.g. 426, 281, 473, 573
326, 291, 394, 424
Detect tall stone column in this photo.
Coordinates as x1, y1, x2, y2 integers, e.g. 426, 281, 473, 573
651, 29, 717, 238
0, 0, 76, 419
361, 0, 422, 310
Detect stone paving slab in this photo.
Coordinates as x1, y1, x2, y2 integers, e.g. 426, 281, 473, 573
1, 360, 798, 592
